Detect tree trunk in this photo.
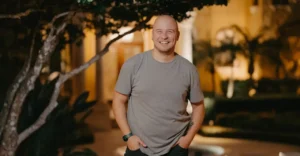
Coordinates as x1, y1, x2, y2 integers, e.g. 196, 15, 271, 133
210, 66, 216, 97
0, 130, 18, 156
248, 51, 254, 88
227, 51, 235, 98
211, 74, 215, 96
0, 17, 68, 156
226, 66, 235, 98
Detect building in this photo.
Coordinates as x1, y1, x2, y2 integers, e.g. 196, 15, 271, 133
64, 0, 300, 130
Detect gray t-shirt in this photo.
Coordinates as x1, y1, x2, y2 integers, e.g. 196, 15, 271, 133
115, 50, 204, 156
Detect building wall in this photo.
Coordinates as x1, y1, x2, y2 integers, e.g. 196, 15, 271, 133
193, 0, 264, 95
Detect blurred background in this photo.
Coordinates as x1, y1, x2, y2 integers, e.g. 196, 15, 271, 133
1, 0, 300, 156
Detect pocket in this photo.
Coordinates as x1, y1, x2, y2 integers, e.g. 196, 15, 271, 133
127, 147, 140, 152
176, 144, 188, 151
124, 147, 141, 156
170, 145, 188, 156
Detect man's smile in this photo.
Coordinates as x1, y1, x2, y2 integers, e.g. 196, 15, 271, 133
159, 41, 170, 44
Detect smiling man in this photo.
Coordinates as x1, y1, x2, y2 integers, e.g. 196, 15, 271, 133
112, 15, 205, 156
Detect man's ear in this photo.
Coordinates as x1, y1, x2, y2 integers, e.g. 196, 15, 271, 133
176, 31, 180, 40
152, 30, 154, 40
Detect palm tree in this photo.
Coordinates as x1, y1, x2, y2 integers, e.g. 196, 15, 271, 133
214, 25, 246, 98
193, 39, 216, 96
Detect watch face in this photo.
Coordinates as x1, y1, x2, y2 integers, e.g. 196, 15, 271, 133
123, 132, 133, 142
123, 136, 128, 141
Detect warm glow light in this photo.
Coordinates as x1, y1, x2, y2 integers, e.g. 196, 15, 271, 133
109, 27, 134, 43
250, 6, 258, 14
216, 31, 226, 41
225, 29, 234, 38
209, 120, 214, 126
249, 88, 256, 97
177, 12, 195, 63
215, 55, 250, 80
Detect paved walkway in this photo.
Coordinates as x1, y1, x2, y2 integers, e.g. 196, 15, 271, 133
79, 129, 300, 156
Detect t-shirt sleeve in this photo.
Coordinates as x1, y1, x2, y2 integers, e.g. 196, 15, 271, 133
115, 61, 134, 95
189, 67, 204, 103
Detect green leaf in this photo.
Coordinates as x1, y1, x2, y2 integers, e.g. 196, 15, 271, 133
72, 91, 90, 110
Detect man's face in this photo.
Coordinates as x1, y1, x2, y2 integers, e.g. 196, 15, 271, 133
152, 16, 180, 54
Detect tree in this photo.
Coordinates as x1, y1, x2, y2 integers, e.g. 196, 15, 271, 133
193, 39, 216, 96
0, 0, 228, 155
214, 25, 246, 98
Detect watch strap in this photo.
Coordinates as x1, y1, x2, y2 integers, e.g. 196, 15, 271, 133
122, 132, 133, 142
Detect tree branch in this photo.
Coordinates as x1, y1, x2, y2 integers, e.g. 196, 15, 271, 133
18, 77, 62, 145
17, 27, 139, 142
1, 12, 69, 152
0, 9, 45, 19
62, 25, 141, 82
62, 16, 152, 82
0, 28, 37, 138
50, 12, 70, 25
17, 16, 152, 143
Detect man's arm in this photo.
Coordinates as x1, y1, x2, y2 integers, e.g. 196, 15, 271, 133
177, 100, 205, 148
112, 91, 131, 135
112, 91, 147, 150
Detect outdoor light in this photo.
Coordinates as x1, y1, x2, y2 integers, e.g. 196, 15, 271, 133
109, 27, 134, 43
248, 88, 256, 97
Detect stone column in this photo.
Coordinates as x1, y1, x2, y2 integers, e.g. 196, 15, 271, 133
82, 31, 111, 132
177, 12, 196, 63
177, 12, 196, 114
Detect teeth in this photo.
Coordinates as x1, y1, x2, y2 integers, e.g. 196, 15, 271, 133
160, 41, 169, 44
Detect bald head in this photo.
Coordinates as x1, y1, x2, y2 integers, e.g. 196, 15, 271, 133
153, 15, 179, 32
152, 15, 180, 55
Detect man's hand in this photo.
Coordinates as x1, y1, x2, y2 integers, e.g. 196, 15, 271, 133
176, 136, 192, 149
175, 101, 205, 149
127, 135, 147, 150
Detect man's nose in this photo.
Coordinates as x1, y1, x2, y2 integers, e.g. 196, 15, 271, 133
161, 32, 168, 39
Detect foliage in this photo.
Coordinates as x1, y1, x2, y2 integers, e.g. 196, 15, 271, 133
193, 40, 215, 70
0, 0, 228, 100
193, 24, 294, 95
16, 77, 96, 156
0, 0, 228, 50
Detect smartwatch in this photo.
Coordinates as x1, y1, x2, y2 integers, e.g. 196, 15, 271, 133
122, 132, 133, 142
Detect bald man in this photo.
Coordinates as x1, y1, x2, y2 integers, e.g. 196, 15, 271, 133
113, 15, 205, 156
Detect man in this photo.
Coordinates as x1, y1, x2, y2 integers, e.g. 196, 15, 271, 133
112, 15, 205, 156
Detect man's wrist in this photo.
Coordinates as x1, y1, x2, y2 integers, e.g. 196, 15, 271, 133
122, 132, 133, 142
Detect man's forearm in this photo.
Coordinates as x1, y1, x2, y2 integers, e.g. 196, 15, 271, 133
185, 101, 205, 142
112, 100, 131, 135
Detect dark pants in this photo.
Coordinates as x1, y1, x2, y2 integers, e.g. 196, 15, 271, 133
124, 145, 188, 156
